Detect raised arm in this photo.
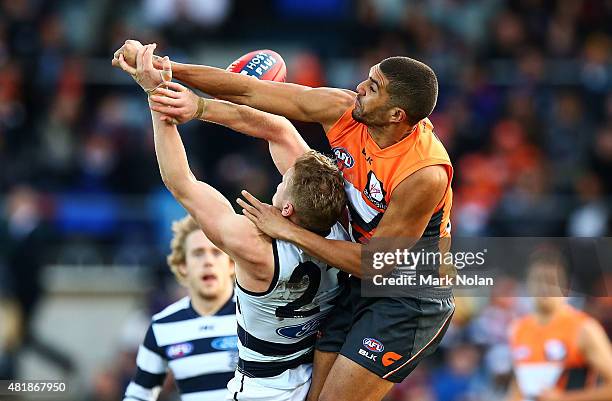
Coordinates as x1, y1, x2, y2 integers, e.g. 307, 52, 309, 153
129, 45, 269, 267
148, 81, 309, 174
113, 40, 356, 130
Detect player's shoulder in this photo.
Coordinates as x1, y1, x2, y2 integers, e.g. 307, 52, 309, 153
152, 296, 191, 322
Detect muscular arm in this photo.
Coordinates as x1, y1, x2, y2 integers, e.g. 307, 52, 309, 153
169, 62, 356, 131
149, 99, 269, 266
262, 165, 449, 276
204, 100, 310, 174
149, 82, 310, 174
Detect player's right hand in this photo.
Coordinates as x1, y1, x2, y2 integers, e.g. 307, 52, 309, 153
149, 81, 201, 124
112, 39, 143, 69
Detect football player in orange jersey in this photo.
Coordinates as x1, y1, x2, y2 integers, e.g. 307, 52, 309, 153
113, 40, 455, 401
507, 249, 612, 401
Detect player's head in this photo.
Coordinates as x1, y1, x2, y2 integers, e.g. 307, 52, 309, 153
272, 150, 346, 233
353, 57, 438, 127
167, 215, 234, 300
526, 247, 569, 312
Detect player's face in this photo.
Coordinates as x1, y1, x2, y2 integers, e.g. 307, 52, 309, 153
527, 263, 566, 310
182, 230, 234, 300
353, 64, 393, 126
272, 167, 294, 209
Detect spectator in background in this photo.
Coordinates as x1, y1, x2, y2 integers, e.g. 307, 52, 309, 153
0, 185, 74, 377
430, 342, 487, 401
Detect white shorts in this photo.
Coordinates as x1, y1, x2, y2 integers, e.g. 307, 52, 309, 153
226, 364, 312, 401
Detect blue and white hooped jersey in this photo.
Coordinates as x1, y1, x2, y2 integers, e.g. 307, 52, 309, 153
235, 222, 350, 378
123, 295, 238, 401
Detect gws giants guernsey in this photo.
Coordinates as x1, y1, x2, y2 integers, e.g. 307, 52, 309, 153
123, 295, 238, 401
509, 304, 598, 401
235, 222, 350, 378
328, 107, 453, 244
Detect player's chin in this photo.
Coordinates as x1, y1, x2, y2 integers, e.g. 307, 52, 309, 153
351, 108, 367, 124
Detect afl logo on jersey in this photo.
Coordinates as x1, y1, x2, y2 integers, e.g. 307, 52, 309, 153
362, 338, 384, 353
363, 171, 387, 210
166, 342, 194, 359
332, 147, 355, 169
544, 339, 567, 361
512, 345, 531, 361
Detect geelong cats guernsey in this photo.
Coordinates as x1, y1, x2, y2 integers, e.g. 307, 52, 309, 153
123, 295, 238, 401
235, 222, 350, 378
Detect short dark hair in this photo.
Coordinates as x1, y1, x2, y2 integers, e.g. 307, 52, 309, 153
289, 151, 346, 232
379, 57, 438, 126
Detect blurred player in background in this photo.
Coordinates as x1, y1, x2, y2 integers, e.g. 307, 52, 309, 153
113, 40, 454, 401
122, 44, 350, 401
507, 249, 612, 401
123, 214, 237, 401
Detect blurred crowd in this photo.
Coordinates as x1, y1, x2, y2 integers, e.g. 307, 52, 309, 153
0, 0, 611, 400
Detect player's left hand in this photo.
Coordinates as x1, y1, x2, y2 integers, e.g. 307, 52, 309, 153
537, 388, 564, 401
237, 190, 296, 240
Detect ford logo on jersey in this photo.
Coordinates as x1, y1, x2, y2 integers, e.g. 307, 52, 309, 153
332, 147, 355, 169
211, 336, 238, 351
362, 338, 384, 353
276, 317, 325, 339
166, 342, 194, 359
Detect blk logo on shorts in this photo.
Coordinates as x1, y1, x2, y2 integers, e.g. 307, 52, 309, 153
382, 351, 402, 367
362, 338, 384, 353
359, 348, 377, 361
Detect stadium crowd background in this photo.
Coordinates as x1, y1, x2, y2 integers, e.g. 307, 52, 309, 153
0, 0, 610, 400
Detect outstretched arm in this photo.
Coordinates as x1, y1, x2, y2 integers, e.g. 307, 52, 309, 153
149, 81, 309, 174
113, 40, 356, 131
150, 101, 269, 265
127, 44, 269, 267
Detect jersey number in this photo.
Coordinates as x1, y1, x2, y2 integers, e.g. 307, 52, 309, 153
275, 262, 321, 318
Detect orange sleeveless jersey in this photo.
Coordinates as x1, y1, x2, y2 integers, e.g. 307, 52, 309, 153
327, 106, 453, 244
509, 304, 597, 396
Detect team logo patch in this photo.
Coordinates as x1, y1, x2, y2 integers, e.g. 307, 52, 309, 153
382, 351, 402, 367
277, 317, 325, 339
362, 338, 384, 353
544, 339, 567, 361
211, 336, 238, 351
166, 342, 194, 359
363, 171, 387, 210
332, 147, 355, 169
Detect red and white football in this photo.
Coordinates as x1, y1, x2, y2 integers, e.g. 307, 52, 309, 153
226, 50, 287, 82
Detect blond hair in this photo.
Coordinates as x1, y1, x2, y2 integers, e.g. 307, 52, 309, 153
288, 150, 347, 232
167, 215, 200, 285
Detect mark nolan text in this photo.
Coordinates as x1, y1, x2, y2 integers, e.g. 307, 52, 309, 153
372, 274, 494, 286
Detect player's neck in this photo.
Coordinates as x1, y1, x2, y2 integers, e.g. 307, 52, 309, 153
190, 285, 233, 316
368, 123, 416, 149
